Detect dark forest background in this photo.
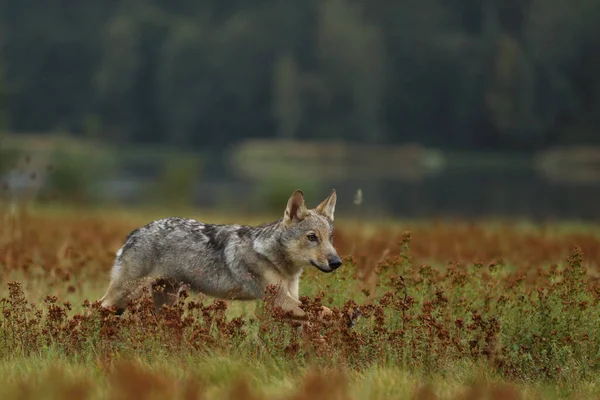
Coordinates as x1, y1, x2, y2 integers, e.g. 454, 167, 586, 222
1, 0, 599, 221
1, 0, 599, 152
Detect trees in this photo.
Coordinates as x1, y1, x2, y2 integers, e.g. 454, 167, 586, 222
0, 0, 598, 151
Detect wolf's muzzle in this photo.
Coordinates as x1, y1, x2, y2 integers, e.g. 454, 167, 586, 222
311, 257, 341, 273
327, 255, 342, 270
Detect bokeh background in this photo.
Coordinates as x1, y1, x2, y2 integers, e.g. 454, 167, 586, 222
0, 0, 599, 221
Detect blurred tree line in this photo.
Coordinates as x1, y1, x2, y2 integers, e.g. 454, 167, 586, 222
1, 0, 599, 153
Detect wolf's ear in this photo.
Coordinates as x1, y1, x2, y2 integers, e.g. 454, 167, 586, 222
284, 189, 308, 224
316, 189, 337, 221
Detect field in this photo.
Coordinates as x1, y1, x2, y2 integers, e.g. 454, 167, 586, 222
1, 204, 600, 399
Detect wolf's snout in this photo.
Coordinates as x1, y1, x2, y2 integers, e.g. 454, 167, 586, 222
328, 255, 342, 269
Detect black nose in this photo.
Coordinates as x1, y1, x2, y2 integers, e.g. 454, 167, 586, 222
328, 255, 342, 269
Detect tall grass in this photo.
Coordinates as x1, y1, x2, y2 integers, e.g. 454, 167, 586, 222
1, 206, 600, 399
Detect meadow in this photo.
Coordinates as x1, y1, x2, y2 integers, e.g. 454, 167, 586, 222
1, 204, 600, 399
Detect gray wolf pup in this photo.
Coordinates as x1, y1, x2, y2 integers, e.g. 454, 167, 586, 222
99, 189, 341, 321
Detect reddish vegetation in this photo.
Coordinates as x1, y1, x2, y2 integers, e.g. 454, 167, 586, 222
335, 222, 600, 285
1, 208, 600, 398
2, 210, 599, 287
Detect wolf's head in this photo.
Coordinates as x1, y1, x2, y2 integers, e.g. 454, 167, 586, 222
279, 189, 342, 273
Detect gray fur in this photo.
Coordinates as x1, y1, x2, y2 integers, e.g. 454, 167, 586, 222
99, 189, 341, 319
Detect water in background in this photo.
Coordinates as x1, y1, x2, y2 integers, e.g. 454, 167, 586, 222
105, 151, 600, 222
2, 140, 599, 222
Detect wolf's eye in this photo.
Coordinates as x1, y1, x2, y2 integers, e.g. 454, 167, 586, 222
307, 233, 318, 242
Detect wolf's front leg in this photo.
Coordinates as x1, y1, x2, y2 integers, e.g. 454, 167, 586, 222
274, 292, 307, 321
288, 276, 332, 321
319, 305, 332, 320
274, 292, 330, 344
274, 291, 332, 326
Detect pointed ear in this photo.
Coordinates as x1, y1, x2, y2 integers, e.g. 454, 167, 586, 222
316, 189, 337, 221
284, 189, 308, 224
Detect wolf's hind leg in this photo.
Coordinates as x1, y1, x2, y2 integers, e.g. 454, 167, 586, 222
99, 282, 127, 315
99, 276, 154, 315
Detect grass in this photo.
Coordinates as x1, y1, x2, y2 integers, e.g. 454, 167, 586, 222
1, 203, 600, 399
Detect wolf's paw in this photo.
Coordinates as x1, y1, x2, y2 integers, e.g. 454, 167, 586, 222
313, 335, 327, 345
318, 305, 333, 320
